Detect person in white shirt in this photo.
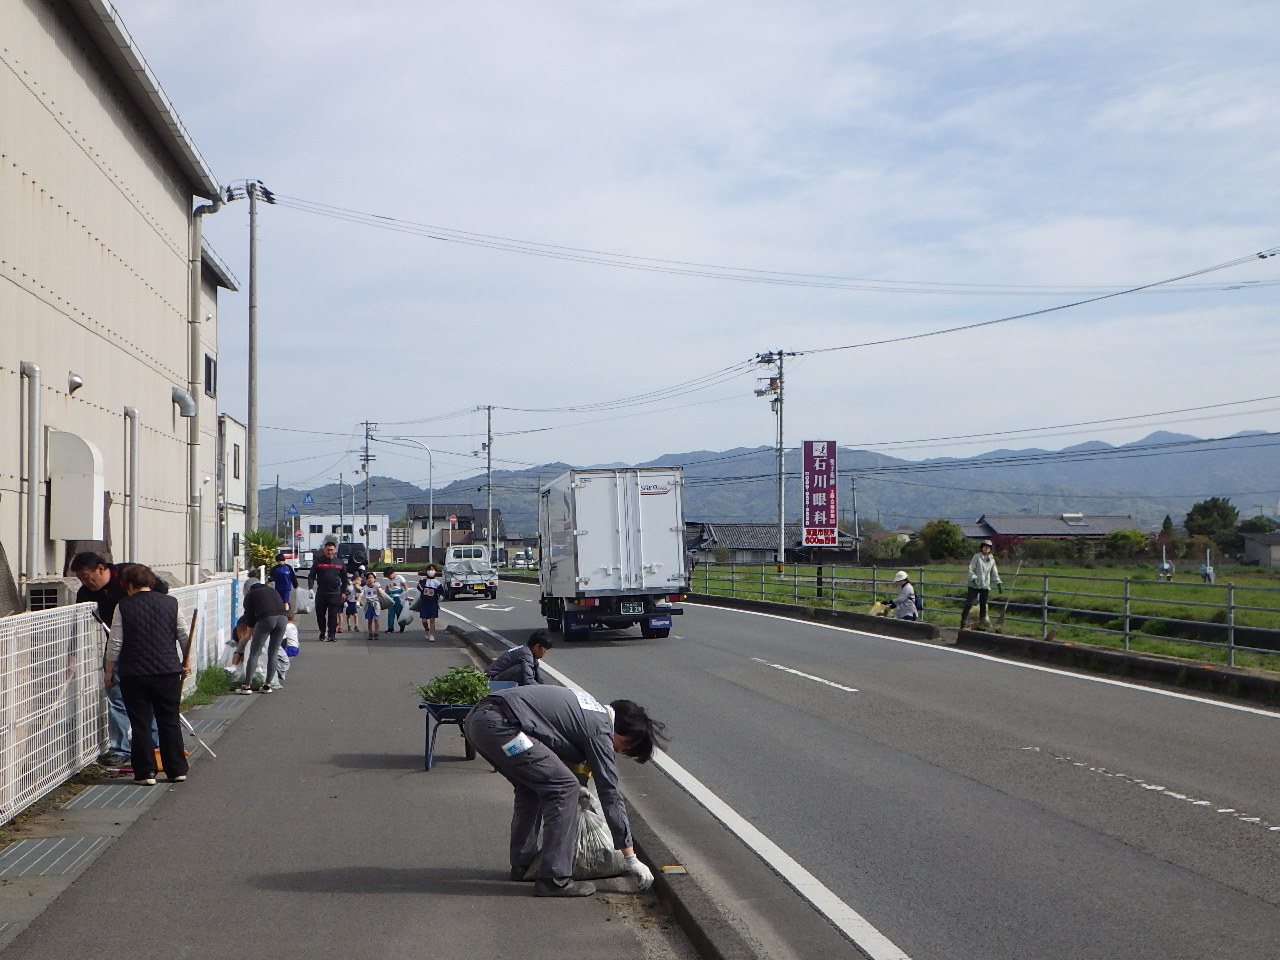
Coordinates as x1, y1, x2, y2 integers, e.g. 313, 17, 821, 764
359, 572, 388, 639
889, 572, 918, 620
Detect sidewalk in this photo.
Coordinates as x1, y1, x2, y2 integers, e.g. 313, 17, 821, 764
0, 622, 695, 960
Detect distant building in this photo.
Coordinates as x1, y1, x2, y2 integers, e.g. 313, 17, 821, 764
296, 515, 389, 552
1241, 532, 1280, 568
406, 503, 477, 549
685, 522, 858, 564
960, 514, 1138, 541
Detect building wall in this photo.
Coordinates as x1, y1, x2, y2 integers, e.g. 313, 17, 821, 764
1, 1, 217, 586
217, 415, 247, 571
298, 515, 390, 552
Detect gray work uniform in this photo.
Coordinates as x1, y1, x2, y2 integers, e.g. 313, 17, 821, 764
485, 645, 541, 685
463, 685, 630, 880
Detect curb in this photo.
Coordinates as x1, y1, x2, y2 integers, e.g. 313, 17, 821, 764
452, 625, 770, 960
684, 591, 942, 641
955, 626, 1280, 706
683, 593, 1280, 708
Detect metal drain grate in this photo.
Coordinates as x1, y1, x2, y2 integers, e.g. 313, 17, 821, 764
0, 837, 111, 877
63, 785, 155, 811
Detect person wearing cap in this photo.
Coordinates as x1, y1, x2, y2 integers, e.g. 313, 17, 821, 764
961, 540, 1002, 628
889, 571, 918, 620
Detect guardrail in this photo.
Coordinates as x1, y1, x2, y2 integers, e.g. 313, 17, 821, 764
690, 563, 1280, 668
0, 577, 239, 825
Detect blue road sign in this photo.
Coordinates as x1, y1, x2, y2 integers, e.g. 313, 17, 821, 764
302, 492, 316, 505
286, 504, 299, 516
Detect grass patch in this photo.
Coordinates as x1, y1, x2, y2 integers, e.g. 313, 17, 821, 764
182, 666, 236, 708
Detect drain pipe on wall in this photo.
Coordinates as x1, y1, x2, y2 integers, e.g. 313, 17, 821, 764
123, 406, 139, 560
19, 362, 43, 580
186, 199, 220, 584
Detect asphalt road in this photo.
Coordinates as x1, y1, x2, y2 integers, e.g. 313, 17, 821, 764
449, 581, 1280, 960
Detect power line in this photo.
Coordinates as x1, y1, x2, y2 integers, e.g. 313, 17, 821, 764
269, 192, 1280, 297
796, 247, 1280, 355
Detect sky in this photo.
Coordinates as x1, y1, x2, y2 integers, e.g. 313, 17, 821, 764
114, 0, 1280, 493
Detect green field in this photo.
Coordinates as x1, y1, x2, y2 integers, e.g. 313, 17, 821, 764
691, 562, 1280, 672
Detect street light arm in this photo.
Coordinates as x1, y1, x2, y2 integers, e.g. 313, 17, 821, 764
377, 437, 434, 559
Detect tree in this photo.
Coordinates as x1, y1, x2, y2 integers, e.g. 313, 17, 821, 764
1239, 515, 1279, 535
243, 529, 283, 571
1184, 497, 1239, 539
1104, 528, 1147, 559
1161, 515, 1175, 538
918, 519, 964, 560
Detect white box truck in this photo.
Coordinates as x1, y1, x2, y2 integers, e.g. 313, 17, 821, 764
538, 467, 688, 639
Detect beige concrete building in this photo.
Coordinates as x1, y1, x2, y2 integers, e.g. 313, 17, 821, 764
1, 0, 233, 608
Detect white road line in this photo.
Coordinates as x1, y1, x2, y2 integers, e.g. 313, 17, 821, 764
1022, 746, 1280, 834
446, 605, 911, 960
752, 658, 859, 692
695, 602, 1280, 720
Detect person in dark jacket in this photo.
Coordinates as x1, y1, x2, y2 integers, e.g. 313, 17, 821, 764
70, 551, 170, 766
232, 582, 289, 693
270, 554, 299, 608
463, 685, 664, 898
485, 630, 552, 686
102, 564, 189, 785
307, 542, 350, 642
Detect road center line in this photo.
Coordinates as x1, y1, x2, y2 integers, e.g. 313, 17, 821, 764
1022, 746, 1280, 834
752, 658, 859, 693
446, 605, 910, 960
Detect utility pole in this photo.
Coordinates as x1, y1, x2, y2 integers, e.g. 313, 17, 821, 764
274, 475, 280, 536
755, 350, 792, 569
225, 179, 274, 532
362, 423, 377, 553
486, 405, 494, 561
338, 471, 345, 542
851, 476, 860, 563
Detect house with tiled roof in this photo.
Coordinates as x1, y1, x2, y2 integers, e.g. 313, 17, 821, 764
960, 514, 1139, 541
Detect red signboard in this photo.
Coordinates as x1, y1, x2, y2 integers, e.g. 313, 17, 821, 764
802, 440, 839, 546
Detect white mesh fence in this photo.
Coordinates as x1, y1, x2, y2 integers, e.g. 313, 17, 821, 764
0, 577, 237, 825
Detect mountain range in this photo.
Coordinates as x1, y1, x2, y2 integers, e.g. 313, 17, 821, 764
258, 431, 1279, 537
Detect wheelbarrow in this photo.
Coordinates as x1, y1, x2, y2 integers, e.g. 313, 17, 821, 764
418, 680, 517, 770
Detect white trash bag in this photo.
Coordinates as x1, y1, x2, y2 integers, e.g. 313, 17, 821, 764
523, 786, 628, 881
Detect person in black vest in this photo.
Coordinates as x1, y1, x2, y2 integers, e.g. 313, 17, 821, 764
70, 551, 171, 766
102, 564, 190, 786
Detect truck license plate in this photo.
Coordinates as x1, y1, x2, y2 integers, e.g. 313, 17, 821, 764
620, 602, 644, 614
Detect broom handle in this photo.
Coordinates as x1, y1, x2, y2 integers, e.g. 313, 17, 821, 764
181, 608, 199, 676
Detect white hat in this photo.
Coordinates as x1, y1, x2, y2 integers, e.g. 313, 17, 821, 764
893, 571, 909, 583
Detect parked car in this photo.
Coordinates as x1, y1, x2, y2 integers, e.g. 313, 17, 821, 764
336, 542, 368, 575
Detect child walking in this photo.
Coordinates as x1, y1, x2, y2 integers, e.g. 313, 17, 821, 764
361, 572, 388, 639
417, 565, 442, 642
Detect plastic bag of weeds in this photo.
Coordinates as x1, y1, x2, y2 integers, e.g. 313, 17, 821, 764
523, 786, 628, 881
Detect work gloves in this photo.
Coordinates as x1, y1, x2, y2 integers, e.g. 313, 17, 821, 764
624, 853, 653, 890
